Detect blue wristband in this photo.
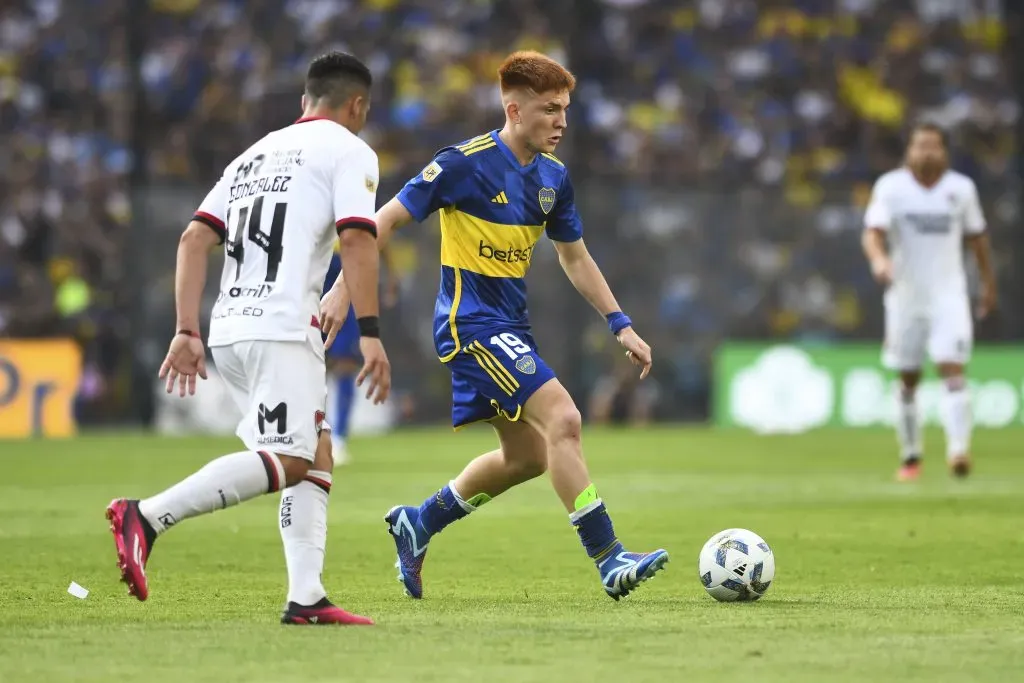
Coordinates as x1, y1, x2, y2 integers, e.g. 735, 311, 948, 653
606, 311, 632, 335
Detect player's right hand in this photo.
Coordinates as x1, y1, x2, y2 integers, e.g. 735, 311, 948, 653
319, 284, 352, 349
357, 337, 391, 405
977, 279, 998, 319
158, 334, 208, 397
870, 257, 893, 287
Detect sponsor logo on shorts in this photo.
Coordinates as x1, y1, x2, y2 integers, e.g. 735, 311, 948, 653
257, 402, 293, 445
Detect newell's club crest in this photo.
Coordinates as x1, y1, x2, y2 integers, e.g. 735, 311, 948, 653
314, 409, 326, 434
515, 355, 537, 375
538, 187, 556, 214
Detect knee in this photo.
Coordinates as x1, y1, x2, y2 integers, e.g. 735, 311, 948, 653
899, 372, 921, 396
547, 404, 583, 446
277, 454, 312, 488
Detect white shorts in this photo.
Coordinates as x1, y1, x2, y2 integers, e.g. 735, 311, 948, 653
882, 296, 973, 370
212, 331, 331, 462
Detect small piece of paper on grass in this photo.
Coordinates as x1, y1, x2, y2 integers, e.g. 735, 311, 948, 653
68, 582, 89, 599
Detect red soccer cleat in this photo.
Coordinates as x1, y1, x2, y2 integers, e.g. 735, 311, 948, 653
896, 461, 921, 482
281, 598, 374, 626
106, 498, 152, 601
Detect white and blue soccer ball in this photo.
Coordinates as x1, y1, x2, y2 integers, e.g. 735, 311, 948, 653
698, 528, 775, 602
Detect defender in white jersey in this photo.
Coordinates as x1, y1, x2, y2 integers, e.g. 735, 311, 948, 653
105, 53, 391, 626
862, 122, 997, 481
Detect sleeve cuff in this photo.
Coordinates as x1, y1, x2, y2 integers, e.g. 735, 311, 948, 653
193, 211, 226, 243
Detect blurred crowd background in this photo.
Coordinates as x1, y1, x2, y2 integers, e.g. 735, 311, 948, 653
0, 0, 1019, 426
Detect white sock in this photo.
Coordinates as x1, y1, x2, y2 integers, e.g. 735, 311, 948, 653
448, 480, 478, 513
940, 379, 972, 459
895, 390, 922, 462
280, 469, 331, 606
569, 498, 603, 523
140, 451, 284, 534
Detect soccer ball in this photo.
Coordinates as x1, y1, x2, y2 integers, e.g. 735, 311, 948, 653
698, 528, 775, 602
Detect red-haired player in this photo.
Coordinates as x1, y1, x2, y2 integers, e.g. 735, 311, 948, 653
324, 51, 668, 600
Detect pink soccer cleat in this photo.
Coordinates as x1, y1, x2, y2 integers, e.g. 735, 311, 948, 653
106, 498, 152, 601
896, 461, 922, 482
281, 598, 374, 625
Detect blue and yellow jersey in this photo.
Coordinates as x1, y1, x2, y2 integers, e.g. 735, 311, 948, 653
397, 130, 583, 361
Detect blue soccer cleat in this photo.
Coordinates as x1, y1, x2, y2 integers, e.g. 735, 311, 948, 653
598, 546, 669, 600
384, 505, 430, 599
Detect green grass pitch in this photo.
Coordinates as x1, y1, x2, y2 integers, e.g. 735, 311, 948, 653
2, 426, 1023, 682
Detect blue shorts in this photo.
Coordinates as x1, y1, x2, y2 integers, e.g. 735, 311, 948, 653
325, 304, 360, 361
446, 329, 556, 429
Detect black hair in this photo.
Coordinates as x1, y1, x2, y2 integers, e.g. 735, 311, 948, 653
305, 52, 372, 107
908, 120, 949, 149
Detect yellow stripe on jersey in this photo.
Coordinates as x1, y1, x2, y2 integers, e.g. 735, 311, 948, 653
439, 207, 544, 279
456, 133, 491, 150
466, 341, 519, 395
457, 136, 494, 153
541, 152, 563, 166
472, 341, 520, 390
460, 141, 496, 156
438, 267, 463, 363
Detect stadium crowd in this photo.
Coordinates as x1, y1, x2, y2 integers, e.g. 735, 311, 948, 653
0, 0, 1017, 421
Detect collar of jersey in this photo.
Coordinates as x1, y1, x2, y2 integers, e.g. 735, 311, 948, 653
294, 116, 336, 124
492, 130, 540, 173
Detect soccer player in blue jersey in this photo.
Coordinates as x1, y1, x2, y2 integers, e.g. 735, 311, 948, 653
321, 245, 398, 464
324, 51, 667, 600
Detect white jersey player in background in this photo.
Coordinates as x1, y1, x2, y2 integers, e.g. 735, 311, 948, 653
862, 122, 997, 482
105, 52, 391, 625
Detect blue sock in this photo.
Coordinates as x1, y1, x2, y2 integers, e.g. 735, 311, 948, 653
417, 483, 471, 538
334, 373, 355, 439
571, 501, 621, 564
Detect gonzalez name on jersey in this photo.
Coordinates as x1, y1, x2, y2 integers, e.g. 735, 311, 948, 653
192, 117, 379, 351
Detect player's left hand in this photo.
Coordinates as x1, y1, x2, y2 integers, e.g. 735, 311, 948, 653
319, 284, 352, 349
159, 333, 208, 397
977, 281, 998, 319
616, 327, 652, 379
